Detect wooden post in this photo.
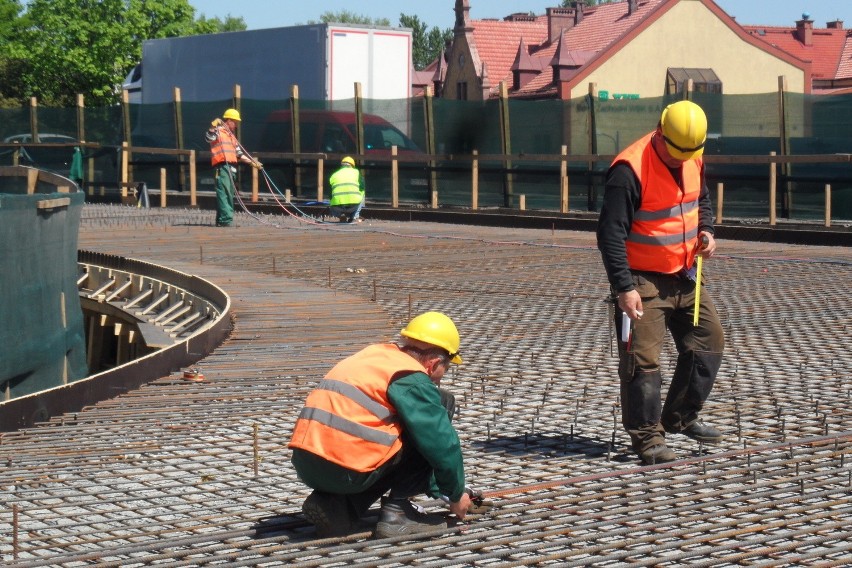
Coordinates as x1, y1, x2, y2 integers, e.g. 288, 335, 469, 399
232, 84, 243, 193
290, 85, 301, 196
424, 86, 438, 202
355, 82, 365, 157
121, 90, 132, 181
251, 167, 259, 202
825, 184, 831, 227
29, 97, 39, 142
519, 194, 526, 211
76, 94, 85, 143
160, 168, 167, 208
587, 83, 598, 211
560, 145, 569, 213
316, 158, 324, 202
769, 151, 777, 225
121, 142, 129, 197
715, 182, 724, 225
285, 189, 291, 203
778, 76, 792, 218
431, 190, 438, 209
173, 87, 186, 191
471, 149, 479, 210
391, 145, 399, 208
189, 149, 197, 207
499, 81, 513, 207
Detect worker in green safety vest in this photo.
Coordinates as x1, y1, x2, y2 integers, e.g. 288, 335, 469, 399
329, 156, 365, 223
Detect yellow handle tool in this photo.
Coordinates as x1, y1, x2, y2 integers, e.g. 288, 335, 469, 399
693, 254, 703, 326
693, 234, 709, 326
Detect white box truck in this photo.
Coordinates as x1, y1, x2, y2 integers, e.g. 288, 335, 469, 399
127, 23, 412, 104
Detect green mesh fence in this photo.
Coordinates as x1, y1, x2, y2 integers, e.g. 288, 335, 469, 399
1, 91, 850, 219
0, 186, 88, 399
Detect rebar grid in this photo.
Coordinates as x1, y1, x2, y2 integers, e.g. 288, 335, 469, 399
1, 205, 851, 566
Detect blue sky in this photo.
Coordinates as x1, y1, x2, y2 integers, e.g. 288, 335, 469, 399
189, 1, 852, 31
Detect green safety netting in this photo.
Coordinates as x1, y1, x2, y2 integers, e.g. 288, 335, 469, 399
0, 91, 850, 219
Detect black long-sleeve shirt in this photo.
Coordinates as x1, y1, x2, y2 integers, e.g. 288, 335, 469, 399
597, 159, 715, 293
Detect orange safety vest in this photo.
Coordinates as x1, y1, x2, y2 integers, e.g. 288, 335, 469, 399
288, 343, 425, 472
613, 132, 703, 274
209, 126, 239, 166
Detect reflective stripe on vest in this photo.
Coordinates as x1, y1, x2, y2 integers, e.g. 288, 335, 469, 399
288, 343, 424, 472
210, 127, 239, 166
612, 132, 702, 274
329, 167, 362, 206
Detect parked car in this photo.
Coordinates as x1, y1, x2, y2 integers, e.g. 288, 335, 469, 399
2, 133, 79, 176
258, 110, 427, 201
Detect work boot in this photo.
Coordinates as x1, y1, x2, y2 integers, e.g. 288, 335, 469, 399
639, 443, 677, 465
374, 497, 447, 539
677, 420, 723, 444
302, 490, 353, 538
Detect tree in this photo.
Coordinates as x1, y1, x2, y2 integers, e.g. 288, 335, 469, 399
0, 0, 27, 106
5, 0, 245, 107
399, 14, 452, 71
315, 10, 391, 27
194, 14, 248, 34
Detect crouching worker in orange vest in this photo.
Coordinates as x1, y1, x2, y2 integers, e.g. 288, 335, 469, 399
289, 311, 473, 539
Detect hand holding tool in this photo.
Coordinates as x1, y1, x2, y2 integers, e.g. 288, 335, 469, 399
211, 118, 223, 128
693, 234, 710, 326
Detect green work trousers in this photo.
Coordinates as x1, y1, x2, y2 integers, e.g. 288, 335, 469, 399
214, 164, 236, 226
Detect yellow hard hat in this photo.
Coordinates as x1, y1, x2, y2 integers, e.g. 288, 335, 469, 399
223, 108, 241, 121
659, 100, 706, 160
400, 311, 462, 364
341, 156, 355, 167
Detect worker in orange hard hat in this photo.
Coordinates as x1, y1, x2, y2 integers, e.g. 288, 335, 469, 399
289, 311, 473, 539
205, 108, 262, 227
597, 100, 725, 466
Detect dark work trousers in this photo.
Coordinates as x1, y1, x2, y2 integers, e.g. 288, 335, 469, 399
291, 387, 456, 519
615, 270, 725, 454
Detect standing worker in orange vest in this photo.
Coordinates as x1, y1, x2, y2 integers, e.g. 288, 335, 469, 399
328, 156, 365, 223
596, 100, 725, 465
205, 108, 262, 227
289, 311, 473, 539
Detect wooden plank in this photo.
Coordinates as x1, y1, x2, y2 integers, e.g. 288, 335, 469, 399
36, 197, 71, 209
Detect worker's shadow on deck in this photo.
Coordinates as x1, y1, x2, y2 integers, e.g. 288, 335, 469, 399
469, 431, 635, 462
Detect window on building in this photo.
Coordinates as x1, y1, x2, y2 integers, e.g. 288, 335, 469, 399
456, 81, 468, 100
666, 68, 722, 95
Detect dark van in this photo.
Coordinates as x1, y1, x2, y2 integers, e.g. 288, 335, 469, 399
260, 110, 421, 155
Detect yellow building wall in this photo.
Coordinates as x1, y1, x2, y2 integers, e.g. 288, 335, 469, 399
445, 34, 486, 101
570, 0, 806, 99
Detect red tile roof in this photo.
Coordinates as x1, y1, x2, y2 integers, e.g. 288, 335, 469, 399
744, 24, 851, 81
470, 18, 549, 93
467, 0, 666, 98
839, 36, 852, 80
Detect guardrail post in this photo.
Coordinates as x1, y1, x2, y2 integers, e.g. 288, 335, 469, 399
291, 85, 302, 197
391, 145, 399, 208
769, 151, 777, 225
561, 145, 569, 213
472, 149, 479, 210
824, 184, 831, 227
716, 182, 724, 224
160, 168, 167, 208
316, 158, 324, 202
251, 167, 258, 202
189, 150, 197, 207
121, 142, 129, 198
